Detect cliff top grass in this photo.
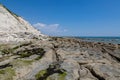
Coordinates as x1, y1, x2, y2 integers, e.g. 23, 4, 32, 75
0, 3, 19, 17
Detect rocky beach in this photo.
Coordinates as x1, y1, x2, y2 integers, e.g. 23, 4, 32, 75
0, 4, 120, 80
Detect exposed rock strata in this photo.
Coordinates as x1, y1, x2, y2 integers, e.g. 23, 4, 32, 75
0, 37, 120, 80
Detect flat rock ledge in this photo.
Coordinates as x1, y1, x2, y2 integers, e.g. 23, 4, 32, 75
0, 37, 120, 80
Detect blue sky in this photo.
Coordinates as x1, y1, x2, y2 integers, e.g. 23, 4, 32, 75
1, 0, 120, 36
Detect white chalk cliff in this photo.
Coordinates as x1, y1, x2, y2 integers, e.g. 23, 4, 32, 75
0, 4, 45, 42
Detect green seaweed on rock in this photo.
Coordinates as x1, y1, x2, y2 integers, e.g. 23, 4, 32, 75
0, 67, 15, 80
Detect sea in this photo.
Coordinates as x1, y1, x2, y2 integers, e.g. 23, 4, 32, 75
74, 37, 120, 44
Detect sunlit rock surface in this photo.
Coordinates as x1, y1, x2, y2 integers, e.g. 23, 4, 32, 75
0, 4, 46, 43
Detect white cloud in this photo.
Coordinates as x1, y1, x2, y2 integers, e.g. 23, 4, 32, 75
33, 23, 46, 27
33, 22, 67, 36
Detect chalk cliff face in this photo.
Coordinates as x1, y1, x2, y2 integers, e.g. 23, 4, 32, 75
0, 4, 45, 42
